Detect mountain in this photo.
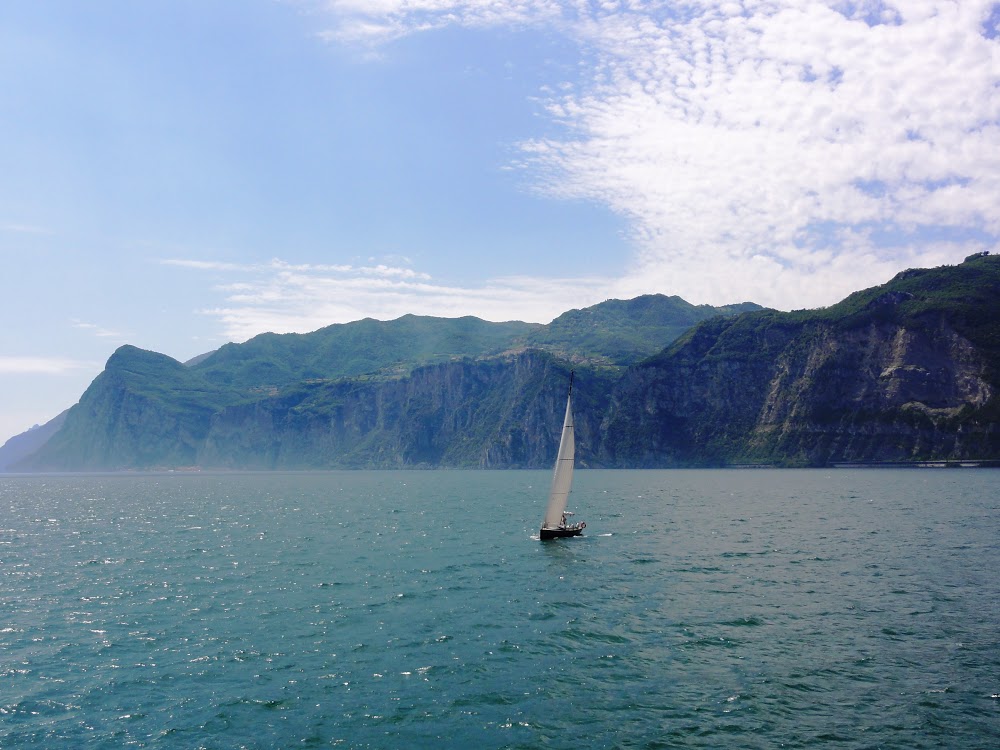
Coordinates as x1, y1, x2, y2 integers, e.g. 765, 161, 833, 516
12, 256, 1000, 471
524, 296, 762, 365
30, 346, 245, 470
187, 296, 761, 389
191, 314, 541, 390
0, 410, 67, 471
600, 252, 1000, 466
197, 351, 616, 469
14, 295, 756, 471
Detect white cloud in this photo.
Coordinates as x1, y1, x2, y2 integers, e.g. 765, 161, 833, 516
169, 255, 610, 341
160, 259, 249, 271
160, 257, 431, 278
313, 0, 1000, 309
0, 357, 98, 375
71, 320, 126, 339
313, 0, 563, 43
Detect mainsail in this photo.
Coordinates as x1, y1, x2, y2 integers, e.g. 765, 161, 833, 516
541, 378, 575, 530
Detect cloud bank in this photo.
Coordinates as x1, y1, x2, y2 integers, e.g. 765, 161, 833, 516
314, 0, 1000, 308
163, 258, 609, 342
0, 357, 98, 375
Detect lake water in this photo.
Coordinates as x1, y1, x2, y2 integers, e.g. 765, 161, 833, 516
1, 469, 999, 749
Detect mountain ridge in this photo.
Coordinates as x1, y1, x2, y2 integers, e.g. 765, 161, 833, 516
10, 258, 1000, 471
599, 252, 1000, 466
14, 294, 757, 470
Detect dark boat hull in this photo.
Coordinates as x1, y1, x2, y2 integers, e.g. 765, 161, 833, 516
540, 525, 584, 540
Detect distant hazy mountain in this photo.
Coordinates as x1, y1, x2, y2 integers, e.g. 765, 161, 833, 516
0, 410, 67, 471
13, 295, 756, 470
12, 257, 1000, 471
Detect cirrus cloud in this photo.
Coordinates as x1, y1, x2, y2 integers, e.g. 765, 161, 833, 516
164, 255, 610, 341
312, 0, 1000, 309
0, 356, 99, 375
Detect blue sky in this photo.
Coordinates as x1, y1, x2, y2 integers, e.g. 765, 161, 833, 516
2, 0, 999, 442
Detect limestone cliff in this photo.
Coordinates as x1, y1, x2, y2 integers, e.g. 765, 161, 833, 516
23, 346, 242, 470
198, 352, 613, 469
600, 254, 1000, 466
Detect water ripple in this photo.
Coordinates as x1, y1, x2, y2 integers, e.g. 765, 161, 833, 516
1, 469, 998, 748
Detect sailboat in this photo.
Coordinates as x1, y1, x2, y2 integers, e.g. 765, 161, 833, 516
540, 371, 586, 540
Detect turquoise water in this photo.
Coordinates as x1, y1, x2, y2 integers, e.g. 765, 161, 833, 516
2, 469, 999, 749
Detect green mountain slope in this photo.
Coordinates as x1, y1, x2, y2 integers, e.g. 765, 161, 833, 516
601, 253, 1000, 466
29, 346, 243, 470
191, 315, 541, 390
189, 296, 760, 393
525, 295, 762, 364
19, 294, 750, 470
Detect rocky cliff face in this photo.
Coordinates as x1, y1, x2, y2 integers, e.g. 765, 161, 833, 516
198, 352, 612, 469
22, 346, 238, 471
600, 259, 1000, 466
748, 319, 994, 461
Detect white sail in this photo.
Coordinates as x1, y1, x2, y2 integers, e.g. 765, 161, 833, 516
542, 392, 575, 530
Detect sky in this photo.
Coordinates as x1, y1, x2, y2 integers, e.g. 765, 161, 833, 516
2, 0, 999, 443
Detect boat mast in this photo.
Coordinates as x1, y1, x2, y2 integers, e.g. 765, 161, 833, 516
542, 370, 576, 530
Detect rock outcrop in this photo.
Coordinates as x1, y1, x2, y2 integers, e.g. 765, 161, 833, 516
600, 254, 1000, 466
